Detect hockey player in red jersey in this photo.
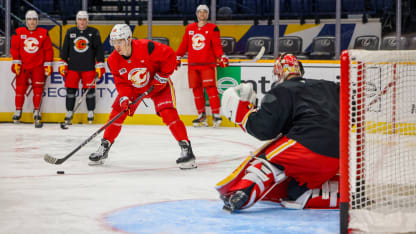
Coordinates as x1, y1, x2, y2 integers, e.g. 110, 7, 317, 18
176, 4, 229, 128
217, 54, 340, 212
10, 10, 53, 125
88, 24, 197, 169
59, 11, 105, 124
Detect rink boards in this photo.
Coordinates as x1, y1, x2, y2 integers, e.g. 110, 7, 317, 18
0, 58, 340, 126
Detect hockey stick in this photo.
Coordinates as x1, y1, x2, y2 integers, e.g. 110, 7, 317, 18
44, 86, 154, 165
246, 46, 265, 63
60, 75, 100, 129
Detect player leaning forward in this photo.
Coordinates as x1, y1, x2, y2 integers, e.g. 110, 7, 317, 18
88, 24, 197, 169
11, 10, 53, 124
217, 54, 340, 212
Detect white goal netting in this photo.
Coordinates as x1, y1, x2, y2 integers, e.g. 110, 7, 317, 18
342, 50, 416, 233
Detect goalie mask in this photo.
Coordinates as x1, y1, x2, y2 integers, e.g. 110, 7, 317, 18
110, 24, 132, 46
273, 53, 303, 83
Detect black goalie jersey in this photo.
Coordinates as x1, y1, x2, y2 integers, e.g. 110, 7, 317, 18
60, 26, 104, 71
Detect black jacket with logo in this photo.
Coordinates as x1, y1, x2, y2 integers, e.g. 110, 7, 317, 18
245, 77, 340, 158
61, 26, 104, 71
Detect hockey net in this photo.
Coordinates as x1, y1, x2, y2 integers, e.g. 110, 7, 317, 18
340, 50, 416, 233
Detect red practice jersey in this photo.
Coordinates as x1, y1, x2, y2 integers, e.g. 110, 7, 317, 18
176, 22, 224, 68
107, 39, 177, 98
10, 26, 53, 69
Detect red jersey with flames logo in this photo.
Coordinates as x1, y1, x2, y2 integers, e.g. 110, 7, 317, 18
61, 26, 104, 71
176, 22, 224, 69
107, 39, 176, 98
10, 26, 53, 69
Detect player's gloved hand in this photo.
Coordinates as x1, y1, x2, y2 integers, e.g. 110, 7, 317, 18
221, 83, 257, 130
175, 56, 181, 70
11, 60, 22, 75
58, 60, 68, 78
218, 55, 229, 68
44, 62, 52, 77
95, 62, 105, 79
119, 96, 133, 116
147, 73, 168, 97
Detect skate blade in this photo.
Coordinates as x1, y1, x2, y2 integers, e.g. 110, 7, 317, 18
35, 121, 43, 128
13, 120, 20, 124
193, 122, 208, 127
88, 121, 92, 124
178, 159, 197, 169
222, 204, 235, 213
88, 159, 105, 166
213, 121, 222, 128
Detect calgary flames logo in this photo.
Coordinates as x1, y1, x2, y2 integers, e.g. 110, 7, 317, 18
128, 68, 149, 88
192, 34, 205, 51
74, 36, 89, 53
23, 37, 39, 53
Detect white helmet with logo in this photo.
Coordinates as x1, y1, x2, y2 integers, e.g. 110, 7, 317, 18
76, 10, 89, 21
196, 4, 209, 15
109, 24, 132, 46
25, 10, 38, 20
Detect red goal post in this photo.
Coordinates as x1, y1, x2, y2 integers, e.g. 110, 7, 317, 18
340, 49, 416, 234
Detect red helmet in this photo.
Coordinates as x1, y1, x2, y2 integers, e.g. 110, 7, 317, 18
273, 53, 302, 83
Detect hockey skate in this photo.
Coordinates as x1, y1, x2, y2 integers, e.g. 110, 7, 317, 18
176, 140, 197, 169
221, 190, 249, 213
212, 113, 222, 128
88, 138, 112, 166
12, 110, 22, 123
192, 112, 208, 127
64, 111, 73, 125
33, 110, 43, 128
87, 111, 94, 124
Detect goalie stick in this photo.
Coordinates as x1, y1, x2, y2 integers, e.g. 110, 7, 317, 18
44, 86, 154, 165
60, 75, 100, 129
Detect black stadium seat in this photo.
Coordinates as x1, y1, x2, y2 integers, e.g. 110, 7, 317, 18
309, 36, 335, 59
279, 36, 303, 55
152, 37, 170, 46
353, 35, 379, 50
221, 36, 236, 55
245, 36, 273, 58
380, 36, 408, 50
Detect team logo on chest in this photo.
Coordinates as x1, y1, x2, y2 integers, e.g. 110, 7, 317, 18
192, 34, 206, 50
23, 37, 39, 53
73, 36, 89, 53
128, 68, 149, 88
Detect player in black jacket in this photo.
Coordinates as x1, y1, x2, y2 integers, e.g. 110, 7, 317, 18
217, 53, 340, 213
58, 11, 105, 124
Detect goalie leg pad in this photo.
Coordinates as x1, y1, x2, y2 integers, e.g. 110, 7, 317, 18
281, 176, 339, 209
221, 157, 287, 211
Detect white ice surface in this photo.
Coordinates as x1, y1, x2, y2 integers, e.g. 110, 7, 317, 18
0, 123, 262, 234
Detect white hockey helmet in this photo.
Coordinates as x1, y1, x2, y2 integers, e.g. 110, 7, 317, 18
196, 4, 209, 15
25, 10, 38, 20
76, 10, 89, 21
109, 24, 132, 46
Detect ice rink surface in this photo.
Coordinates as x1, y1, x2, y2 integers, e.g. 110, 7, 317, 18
0, 123, 338, 234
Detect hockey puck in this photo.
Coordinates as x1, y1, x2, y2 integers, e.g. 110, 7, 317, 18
57, 170, 65, 174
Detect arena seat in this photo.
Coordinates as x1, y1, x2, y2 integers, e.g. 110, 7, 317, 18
279, 36, 303, 55
152, 37, 170, 46
380, 36, 408, 50
353, 35, 379, 50
153, 0, 171, 14
221, 36, 236, 55
218, 0, 237, 13
406, 34, 416, 50
309, 36, 335, 59
245, 36, 273, 58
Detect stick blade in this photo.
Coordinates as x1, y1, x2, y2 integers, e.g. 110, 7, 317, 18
44, 154, 59, 164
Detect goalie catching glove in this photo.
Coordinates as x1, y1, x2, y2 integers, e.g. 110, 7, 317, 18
221, 83, 257, 130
